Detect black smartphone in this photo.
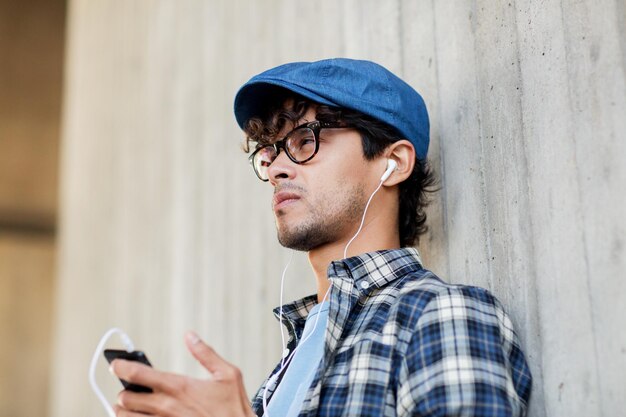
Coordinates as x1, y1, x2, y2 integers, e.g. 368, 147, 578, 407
103, 349, 154, 393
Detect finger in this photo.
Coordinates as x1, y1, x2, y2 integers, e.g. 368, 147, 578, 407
113, 403, 153, 417
186, 334, 251, 413
110, 359, 185, 393
117, 390, 174, 416
185, 331, 230, 375
232, 364, 251, 411
238, 381, 253, 415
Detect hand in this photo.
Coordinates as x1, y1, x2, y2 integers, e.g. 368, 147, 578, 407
110, 331, 255, 417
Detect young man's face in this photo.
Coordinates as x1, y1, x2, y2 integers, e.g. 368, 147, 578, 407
267, 107, 381, 252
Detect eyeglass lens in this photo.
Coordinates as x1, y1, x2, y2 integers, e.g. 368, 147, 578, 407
253, 126, 317, 180
252, 147, 277, 180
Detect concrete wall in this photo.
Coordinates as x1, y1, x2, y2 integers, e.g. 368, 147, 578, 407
51, 1, 626, 416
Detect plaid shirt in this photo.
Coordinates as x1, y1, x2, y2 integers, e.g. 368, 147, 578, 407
251, 248, 532, 416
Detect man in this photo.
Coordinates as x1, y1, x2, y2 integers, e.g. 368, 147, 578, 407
111, 58, 532, 417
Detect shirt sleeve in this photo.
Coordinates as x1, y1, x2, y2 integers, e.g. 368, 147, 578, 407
396, 287, 532, 416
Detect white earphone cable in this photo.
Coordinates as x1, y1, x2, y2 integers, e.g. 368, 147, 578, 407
278, 251, 294, 367
262, 283, 333, 416
263, 173, 389, 417
343, 178, 385, 259
89, 327, 135, 417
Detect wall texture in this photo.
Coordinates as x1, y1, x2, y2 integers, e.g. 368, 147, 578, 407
50, 1, 626, 416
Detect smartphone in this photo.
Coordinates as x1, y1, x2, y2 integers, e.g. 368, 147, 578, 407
104, 349, 153, 393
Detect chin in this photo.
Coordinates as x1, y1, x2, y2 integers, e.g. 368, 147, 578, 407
276, 223, 333, 252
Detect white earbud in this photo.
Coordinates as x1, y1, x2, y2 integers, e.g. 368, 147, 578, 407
380, 159, 397, 182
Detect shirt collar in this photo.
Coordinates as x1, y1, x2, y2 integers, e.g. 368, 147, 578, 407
327, 247, 424, 294
273, 294, 318, 330
273, 247, 424, 322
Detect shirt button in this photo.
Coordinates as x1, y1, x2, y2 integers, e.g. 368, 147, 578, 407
282, 348, 290, 358
360, 281, 370, 290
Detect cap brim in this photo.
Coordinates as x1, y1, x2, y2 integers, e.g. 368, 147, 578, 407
234, 79, 338, 129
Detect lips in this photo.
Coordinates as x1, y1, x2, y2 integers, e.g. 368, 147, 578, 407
273, 191, 301, 211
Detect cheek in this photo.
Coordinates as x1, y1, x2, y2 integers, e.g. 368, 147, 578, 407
323, 153, 370, 181
306, 171, 366, 214
303, 161, 372, 207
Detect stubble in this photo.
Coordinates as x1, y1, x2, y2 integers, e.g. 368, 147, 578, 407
276, 183, 366, 252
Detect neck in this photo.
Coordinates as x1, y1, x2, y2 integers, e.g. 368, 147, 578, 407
308, 211, 400, 302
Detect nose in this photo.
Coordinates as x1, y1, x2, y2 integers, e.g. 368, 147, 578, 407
268, 150, 296, 185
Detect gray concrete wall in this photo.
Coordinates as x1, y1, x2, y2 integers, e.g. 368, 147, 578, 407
50, 1, 626, 416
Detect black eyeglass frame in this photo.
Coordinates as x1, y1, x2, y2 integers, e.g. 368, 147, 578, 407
248, 120, 351, 181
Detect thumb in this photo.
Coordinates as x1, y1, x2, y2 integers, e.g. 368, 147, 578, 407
185, 331, 226, 374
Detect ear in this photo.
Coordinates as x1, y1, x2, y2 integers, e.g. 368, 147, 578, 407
382, 140, 416, 186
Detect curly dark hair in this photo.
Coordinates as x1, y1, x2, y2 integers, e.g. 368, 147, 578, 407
242, 93, 438, 247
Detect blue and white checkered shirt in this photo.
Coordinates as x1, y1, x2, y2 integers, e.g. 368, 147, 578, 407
251, 248, 532, 416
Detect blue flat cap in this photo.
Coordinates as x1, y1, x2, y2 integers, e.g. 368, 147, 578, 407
233, 58, 430, 160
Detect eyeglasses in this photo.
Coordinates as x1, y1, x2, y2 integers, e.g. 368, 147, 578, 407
248, 121, 351, 181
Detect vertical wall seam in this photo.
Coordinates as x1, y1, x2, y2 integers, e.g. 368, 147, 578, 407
511, 1, 548, 415
397, 0, 405, 76
558, 1, 604, 415
469, 0, 495, 292
429, 0, 450, 278
615, 0, 626, 88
